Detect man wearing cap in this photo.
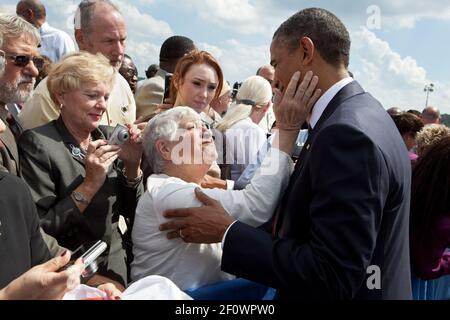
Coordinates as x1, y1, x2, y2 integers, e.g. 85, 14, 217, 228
135, 35, 196, 122
19, 0, 136, 130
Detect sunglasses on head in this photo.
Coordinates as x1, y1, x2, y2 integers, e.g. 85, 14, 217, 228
2, 52, 45, 70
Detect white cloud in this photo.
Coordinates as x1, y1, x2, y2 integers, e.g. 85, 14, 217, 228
198, 39, 270, 84
0, 4, 15, 14
165, 0, 291, 35
125, 39, 160, 77
115, 1, 173, 39
138, 0, 157, 5
350, 27, 450, 113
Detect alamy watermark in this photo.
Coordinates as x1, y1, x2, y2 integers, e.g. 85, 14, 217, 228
366, 5, 381, 30
366, 265, 381, 290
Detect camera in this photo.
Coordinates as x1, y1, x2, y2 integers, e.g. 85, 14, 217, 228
163, 73, 173, 101
61, 240, 107, 278
108, 124, 129, 145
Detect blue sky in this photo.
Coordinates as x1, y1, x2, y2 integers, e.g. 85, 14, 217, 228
1, 0, 449, 113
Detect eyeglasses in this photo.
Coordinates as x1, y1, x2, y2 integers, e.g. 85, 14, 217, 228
3, 52, 45, 70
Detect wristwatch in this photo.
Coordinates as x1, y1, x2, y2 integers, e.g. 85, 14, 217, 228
71, 191, 90, 206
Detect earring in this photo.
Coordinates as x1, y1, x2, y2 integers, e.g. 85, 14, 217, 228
60, 104, 64, 110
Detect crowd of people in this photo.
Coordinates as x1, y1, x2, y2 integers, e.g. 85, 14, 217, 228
1, 0, 450, 301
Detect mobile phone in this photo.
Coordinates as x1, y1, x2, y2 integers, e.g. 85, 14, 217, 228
108, 124, 129, 145
163, 73, 173, 101
63, 240, 108, 278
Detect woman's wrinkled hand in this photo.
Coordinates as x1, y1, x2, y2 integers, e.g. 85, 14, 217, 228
273, 71, 321, 132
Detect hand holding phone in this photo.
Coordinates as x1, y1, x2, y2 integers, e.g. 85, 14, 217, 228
62, 240, 108, 278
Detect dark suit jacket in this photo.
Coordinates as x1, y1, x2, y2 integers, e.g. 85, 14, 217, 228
222, 81, 412, 300
0, 106, 20, 175
18, 117, 143, 285
0, 172, 51, 288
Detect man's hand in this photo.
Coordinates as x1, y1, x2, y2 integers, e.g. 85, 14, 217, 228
159, 188, 235, 243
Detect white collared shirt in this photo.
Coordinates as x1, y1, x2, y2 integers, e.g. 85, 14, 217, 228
309, 77, 354, 129
39, 22, 76, 63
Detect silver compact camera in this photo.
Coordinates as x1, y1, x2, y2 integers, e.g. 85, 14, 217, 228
108, 124, 129, 145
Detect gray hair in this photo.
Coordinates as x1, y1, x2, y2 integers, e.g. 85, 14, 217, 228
0, 14, 40, 48
143, 106, 199, 173
77, 0, 121, 34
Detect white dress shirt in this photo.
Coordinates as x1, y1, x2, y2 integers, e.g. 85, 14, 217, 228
39, 22, 76, 63
221, 77, 355, 247
309, 77, 354, 129
131, 148, 294, 290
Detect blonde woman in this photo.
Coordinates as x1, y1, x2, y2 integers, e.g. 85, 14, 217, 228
216, 75, 272, 181
18, 52, 143, 288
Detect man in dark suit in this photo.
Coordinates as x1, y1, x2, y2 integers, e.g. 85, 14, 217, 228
0, 14, 41, 175
160, 8, 412, 300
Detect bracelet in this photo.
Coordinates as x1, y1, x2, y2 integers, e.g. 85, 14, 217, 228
122, 168, 143, 186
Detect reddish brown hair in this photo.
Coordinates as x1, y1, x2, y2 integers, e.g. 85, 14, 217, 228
171, 50, 224, 103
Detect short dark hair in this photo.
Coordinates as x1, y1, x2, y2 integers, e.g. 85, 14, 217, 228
145, 64, 159, 78
273, 8, 351, 68
17, 0, 46, 19
159, 35, 195, 62
392, 112, 424, 136
407, 109, 421, 117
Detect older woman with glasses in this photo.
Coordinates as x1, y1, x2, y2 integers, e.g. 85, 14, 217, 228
131, 72, 321, 290
18, 51, 144, 289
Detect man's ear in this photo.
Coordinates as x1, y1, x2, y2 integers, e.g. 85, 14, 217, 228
155, 140, 173, 161
299, 37, 315, 66
74, 29, 85, 50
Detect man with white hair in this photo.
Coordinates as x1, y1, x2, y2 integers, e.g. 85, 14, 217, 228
19, 0, 136, 130
0, 14, 67, 258
0, 13, 42, 175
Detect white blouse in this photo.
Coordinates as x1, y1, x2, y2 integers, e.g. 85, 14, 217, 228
131, 148, 294, 290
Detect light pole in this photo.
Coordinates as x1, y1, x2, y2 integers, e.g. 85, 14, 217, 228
424, 83, 434, 107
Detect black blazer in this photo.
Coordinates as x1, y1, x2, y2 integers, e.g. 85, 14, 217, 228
0, 106, 20, 176
0, 172, 51, 288
222, 81, 412, 300
18, 117, 143, 285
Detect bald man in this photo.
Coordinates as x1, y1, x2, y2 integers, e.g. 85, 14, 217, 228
19, 0, 136, 130
16, 0, 76, 63
256, 65, 275, 134
421, 106, 441, 125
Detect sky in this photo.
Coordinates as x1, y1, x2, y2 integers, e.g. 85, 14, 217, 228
1, 0, 449, 114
